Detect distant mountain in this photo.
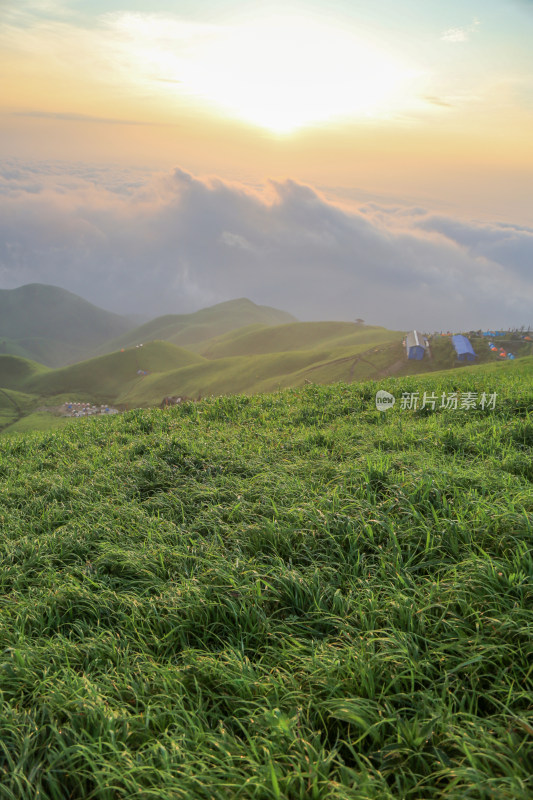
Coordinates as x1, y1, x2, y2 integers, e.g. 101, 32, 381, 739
97, 298, 297, 354
0, 284, 135, 367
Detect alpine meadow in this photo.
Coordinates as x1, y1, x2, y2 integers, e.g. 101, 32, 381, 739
0, 357, 532, 798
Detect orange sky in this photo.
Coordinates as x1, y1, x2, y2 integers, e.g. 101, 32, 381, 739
1, 1, 532, 221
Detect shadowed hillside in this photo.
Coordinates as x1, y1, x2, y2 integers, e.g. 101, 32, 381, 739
0, 284, 135, 366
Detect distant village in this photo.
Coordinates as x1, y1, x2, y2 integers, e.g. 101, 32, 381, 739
59, 402, 120, 417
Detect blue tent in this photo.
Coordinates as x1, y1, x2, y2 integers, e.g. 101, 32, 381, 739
452, 334, 477, 362
406, 330, 427, 360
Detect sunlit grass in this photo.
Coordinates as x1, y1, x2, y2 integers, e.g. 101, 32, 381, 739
0, 367, 532, 798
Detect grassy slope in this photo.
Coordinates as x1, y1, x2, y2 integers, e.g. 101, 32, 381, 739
0, 335, 100, 368
119, 337, 402, 406
3, 411, 74, 435
120, 331, 524, 407
196, 322, 397, 359
24, 341, 205, 403
0, 365, 531, 799
0, 388, 37, 429
97, 298, 297, 354
2, 327, 531, 430
0, 355, 50, 391
1, 325, 403, 411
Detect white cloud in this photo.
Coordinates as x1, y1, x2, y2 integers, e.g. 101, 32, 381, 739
441, 28, 468, 43
220, 232, 257, 253
0, 160, 531, 330
441, 18, 480, 43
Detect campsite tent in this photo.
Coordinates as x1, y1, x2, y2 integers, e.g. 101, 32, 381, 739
406, 330, 427, 360
452, 334, 477, 362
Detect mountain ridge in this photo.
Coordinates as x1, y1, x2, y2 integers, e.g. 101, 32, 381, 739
0, 285, 297, 366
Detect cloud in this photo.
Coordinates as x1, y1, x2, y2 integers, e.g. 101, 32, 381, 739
441, 18, 480, 43
414, 215, 533, 279
423, 95, 453, 108
219, 232, 257, 253
441, 28, 468, 43
0, 160, 531, 330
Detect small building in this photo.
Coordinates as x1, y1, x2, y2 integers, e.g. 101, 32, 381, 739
452, 334, 477, 362
405, 330, 427, 360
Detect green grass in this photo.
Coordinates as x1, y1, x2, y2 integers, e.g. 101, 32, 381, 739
0, 342, 203, 404
1, 411, 74, 435
0, 388, 42, 432
0, 365, 531, 798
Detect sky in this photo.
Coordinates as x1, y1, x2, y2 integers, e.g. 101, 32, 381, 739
1, 0, 532, 328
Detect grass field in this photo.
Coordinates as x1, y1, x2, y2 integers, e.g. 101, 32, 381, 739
0, 362, 531, 798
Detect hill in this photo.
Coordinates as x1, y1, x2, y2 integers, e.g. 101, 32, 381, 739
195, 321, 395, 359
0, 354, 50, 391
25, 341, 205, 403
0, 284, 135, 366
3, 325, 532, 432
97, 297, 297, 354
0, 367, 531, 798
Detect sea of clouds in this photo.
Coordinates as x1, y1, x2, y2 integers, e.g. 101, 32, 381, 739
1, 159, 532, 330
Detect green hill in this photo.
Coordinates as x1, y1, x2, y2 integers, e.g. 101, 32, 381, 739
25, 341, 205, 403
98, 297, 297, 353
0, 365, 531, 798
0, 354, 50, 391
3, 314, 532, 433
196, 321, 396, 358
0, 284, 135, 366
118, 337, 401, 406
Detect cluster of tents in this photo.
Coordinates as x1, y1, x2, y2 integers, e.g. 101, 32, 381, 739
487, 341, 515, 360
405, 329, 524, 362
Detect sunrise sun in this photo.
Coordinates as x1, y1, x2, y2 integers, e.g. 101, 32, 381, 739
118, 14, 421, 133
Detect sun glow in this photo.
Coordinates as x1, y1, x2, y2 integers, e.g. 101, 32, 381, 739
114, 14, 422, 133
